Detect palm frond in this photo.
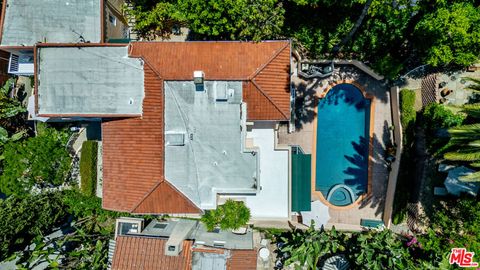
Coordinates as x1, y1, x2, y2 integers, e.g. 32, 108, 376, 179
468, 140, 480, 147
448, 124, 480, 141
459, 171, 480, 182
464, 77, 480, 92
469, 162, 480, 167
444, 150, 480, 161
461, 103, 480, 119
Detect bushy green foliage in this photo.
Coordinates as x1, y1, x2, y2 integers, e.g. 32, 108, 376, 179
422, 103, 464, 151
418, 197, 480, 266
201, 199, 250, 231
280, 225, 347, 269
124, 0, 184, 39
399, 89, 416, 145
0, 193, 67, 261
80, 141, 98, 197
347, 230, 414, 269
178, 0, 285, 41
0, 127, 71, 196
278, 226, 415, 269
393, 90, 417, 225
62, 190, 125, 226
422, 103, 465, 134
414, 2, 480, 67
0, 78, 26, 119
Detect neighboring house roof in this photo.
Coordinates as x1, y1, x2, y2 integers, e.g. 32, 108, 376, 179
102, 41, 291, 214
111, 236, 193, 270
192, 248, 257, 270
111, 236, 257, 270
0, 0, 102, 47
36, 45, 144, 117
227, 250, 258, 270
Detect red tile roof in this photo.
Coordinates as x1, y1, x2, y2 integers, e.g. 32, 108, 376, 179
227, 250, 258, 270
111, 236, 193, 270
129, 41, 291, 120
102, 41, 290, 213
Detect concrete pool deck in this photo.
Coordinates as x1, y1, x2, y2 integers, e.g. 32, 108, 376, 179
279, 65, 393, 229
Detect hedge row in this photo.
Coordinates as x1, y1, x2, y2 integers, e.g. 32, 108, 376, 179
399, 90, 416, 131
80, 141, 98, 197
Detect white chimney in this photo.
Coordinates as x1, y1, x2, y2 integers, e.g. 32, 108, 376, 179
193, 70, 204, 84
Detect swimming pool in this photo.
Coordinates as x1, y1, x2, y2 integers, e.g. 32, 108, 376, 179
314, 83, 371, 207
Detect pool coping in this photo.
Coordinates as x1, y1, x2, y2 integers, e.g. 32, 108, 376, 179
311, 80, 375, 210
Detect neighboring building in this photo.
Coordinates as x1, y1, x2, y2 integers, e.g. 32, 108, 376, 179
32, 41, 292, 220
110, 218, 257, 270
0, 0, 128, 76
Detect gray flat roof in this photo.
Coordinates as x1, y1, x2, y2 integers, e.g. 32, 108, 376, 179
164, 81, 258, 209
37, 46, 144, 115
1, 0, 101, 46
141, 219, 254, 250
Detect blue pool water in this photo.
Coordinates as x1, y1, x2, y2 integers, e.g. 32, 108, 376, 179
315, 83, 370, 206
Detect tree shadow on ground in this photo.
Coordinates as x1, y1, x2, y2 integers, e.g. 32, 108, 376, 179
318, 85, 370, 112
293, 81, 317, 130
343, 120, 393, 216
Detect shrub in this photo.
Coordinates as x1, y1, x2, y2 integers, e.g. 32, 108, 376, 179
399, 90, 416, 131
0, 193, 67, 261
422, 103, 465, 151
80, 141, 98, 197
0, 129, 71, 196
201, 200, 251, 231
393, 90, 417, 225
422, 103, 464, 134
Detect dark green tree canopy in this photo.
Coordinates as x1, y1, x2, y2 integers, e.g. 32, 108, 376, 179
0, 193, 67, 261
178, 0, 285, 40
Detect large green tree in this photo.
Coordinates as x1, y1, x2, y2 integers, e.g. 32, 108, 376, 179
201, 199, 250, 231
414, 2, 480, 67
0, 193, 67, 261
0, 127, 71, 196
178, 0, 285, 40
124, 0, 184, 39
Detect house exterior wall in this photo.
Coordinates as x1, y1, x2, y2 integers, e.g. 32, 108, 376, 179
105, 0, 129, 41
0, 50, 9, 85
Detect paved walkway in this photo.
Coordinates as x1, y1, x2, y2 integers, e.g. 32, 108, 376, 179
279, 64, 393, 227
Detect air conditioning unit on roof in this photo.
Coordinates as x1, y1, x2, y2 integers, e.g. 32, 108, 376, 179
193, 70, 204, 84
8, 53, 34, 75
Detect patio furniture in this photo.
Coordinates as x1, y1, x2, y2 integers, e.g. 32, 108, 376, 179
440, 88, 453, 97
360, 219, 384, 229
321, 255, 350, 270
298, 62, 334, 79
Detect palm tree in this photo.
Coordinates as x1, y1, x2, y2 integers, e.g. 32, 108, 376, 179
443, 103, 480, 181
464, 77, 480, 92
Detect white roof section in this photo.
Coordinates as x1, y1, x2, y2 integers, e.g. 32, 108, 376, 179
1, 0, 101, 46
226, 126, 290, 219
37, 46, 144, 116
444, 166, 480, 196
164, 81, 259, 210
